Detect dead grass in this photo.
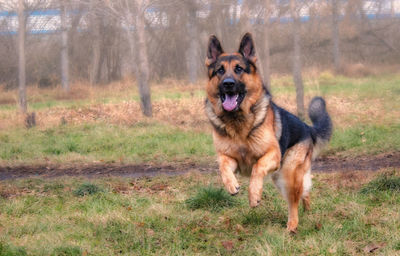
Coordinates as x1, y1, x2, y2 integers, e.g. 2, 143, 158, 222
340, 63, 376, 77
0, 82, 396, 132
319, 170, 377, 191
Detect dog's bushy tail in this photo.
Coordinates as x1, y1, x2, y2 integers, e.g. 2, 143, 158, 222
308, 97, 332, 159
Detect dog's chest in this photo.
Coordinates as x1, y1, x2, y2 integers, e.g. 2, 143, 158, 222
237, 136, 271, 175
236, 145, 257, 175
224, 135, 270, 176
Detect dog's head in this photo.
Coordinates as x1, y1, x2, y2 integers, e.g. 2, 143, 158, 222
205, 33, 264, 115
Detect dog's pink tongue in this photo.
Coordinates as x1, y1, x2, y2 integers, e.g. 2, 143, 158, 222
222, 94, 238, 111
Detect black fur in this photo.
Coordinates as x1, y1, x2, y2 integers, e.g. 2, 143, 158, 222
208, 55, 256, 78
238, 33, 256, 60
308, 97, 332, 142
207, 35, 224, 64
273, 97, 332, 157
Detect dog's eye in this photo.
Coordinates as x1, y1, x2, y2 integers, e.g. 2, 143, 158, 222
217, 67, 225, 75
235, 66, 243, 74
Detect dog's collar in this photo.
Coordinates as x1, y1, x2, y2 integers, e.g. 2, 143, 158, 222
205, 94, 271, 137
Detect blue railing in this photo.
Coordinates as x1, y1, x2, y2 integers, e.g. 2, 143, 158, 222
0, 7, 399, 35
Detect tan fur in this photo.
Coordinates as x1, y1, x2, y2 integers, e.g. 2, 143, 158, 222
278, 141, 312, 232
273, 107, 282, 140
205, 36, 314, 232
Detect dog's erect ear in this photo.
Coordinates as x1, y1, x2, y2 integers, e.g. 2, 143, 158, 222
206, 35, 224, 66
238, 33, 257, 62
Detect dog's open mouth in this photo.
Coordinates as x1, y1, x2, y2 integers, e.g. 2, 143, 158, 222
221, 93, 245, 112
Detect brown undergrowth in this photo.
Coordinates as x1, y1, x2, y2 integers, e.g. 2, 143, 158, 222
0, 86, 395, 132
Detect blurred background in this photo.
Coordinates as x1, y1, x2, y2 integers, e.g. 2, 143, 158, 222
0, 0, 399, 165
1, 0, 400, 112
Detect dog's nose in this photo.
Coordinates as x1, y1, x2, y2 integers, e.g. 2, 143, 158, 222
222, 78, 235, 90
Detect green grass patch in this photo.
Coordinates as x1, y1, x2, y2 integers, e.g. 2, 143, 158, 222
0, 122, 214, 165
185, 186, 237, 212
1, 121, 398, 165
0, 242, 27, 256
360, 172, 400, 194
327, 123, 400, 156
51, 246, 81, 256
73, 183, 103, 197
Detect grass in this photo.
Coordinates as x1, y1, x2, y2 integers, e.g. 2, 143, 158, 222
1, 70, 399, 256
0, 169, 399, 255
73, 183, 103, 197
0, 242, 27, 256
0, 121, 398, 165
0, 79, 205, 112
185, 186, 238, 212
328, 123, 400, 156
0, 73, 399, 163
0, 73, 399, 164
0, 73, 399, 254
0, 122, 214, 165
51, 246, 81, 256
360, 172, 400, 194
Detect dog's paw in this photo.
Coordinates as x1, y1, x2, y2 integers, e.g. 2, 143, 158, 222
249, 199, 261, 208
249, 190, 261, 207
248, 185, 262, 207
230, 186, 240, 196
225, 183, 240, 196
286, 221, 298, 234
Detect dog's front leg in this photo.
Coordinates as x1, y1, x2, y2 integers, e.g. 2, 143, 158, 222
249, 150, 281, 207
218, 154, 240, 195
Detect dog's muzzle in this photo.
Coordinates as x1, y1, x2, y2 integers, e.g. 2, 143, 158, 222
219, 78, 246, 112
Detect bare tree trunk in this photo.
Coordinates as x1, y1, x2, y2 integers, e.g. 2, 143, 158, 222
210, 1, 223, 39
187, 3, 199, 84
233, 1, 238, 25
332, 0, 341, 73
290, 0, 305, 120
262, 0, 271, 91
89, 1, 102, 85
241, 0, 264, 78
240, 0, 251, 32
61, 3, 69, 91
215, 11, 223, 39
391, 0, 395, 17
126, 25, 138, 79
67, 3, 84, 65
90, 21, 101, 85
18, 0, 27, 113
135, 0, 152, 117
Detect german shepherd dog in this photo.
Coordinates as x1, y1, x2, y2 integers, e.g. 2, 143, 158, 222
204, 33, 332, 232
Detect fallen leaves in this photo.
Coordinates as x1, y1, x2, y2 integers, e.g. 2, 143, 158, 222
221, 240, 234, 251
146, 228, 155, 236
363, 243, 386, 253
235, 224, 245, 233
150, 183, 169, 191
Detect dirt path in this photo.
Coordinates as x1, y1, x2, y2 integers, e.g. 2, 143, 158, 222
0, 153, 399, 180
